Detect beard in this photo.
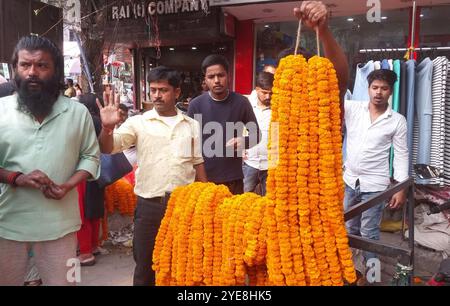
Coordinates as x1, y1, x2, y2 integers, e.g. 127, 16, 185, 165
15, 74, 60, 118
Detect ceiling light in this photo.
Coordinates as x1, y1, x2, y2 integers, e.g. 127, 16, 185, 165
191, 46, 197, 50
169, 47, 175, 51
264, 24, 270, 28
381, 16, 388, 20
420, 14, 424, 18
347, 18, 354, 22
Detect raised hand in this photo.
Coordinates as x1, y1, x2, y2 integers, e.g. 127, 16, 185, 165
96, 91, 121, 130
294, 1, 329, 32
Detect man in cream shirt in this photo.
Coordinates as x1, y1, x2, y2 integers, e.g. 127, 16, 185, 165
97, 66, 207, 286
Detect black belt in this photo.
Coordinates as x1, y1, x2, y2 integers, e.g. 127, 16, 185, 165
139, 192, 172, 205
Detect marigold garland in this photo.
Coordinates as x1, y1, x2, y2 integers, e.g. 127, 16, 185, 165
152, 54, 356, 286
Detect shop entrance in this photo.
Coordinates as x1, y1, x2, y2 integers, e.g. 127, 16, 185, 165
138, 41, 234, 108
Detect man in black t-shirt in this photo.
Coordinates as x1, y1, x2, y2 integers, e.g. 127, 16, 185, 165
188, 55, 260, 194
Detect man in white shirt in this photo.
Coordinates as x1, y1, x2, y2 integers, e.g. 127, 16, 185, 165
248, 65, 276, 105
344, 69, 409, 261
243, 71, 274, 195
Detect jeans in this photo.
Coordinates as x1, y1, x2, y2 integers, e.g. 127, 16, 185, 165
242, 163, 268, 196
213, 179, 244, 195
343, 184, 385, 261
133, 196, 168, 286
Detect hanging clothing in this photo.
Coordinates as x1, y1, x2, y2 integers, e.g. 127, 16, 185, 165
389, 60, 402, 177
444, 62, 450, 186
374, 61, 381, 70
429, 57, 448, 185
414, 57, 434, 183
392, 60, 402, 112
405, 60, 416, 175
381, 59, 390, 70
388, 59, 394, 70
352, 60, 375, 101
400, 61, 407, 117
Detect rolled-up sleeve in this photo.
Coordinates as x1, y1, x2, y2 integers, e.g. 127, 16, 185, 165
77, 112, 101, 180
393, 117, 409, 183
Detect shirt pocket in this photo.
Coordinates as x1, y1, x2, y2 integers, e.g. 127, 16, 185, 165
171, 135, 195, 160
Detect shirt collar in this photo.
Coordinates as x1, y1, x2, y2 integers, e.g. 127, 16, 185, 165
14, 94, 69, 125
364, 101, 393, 119
143, 107, 186, 123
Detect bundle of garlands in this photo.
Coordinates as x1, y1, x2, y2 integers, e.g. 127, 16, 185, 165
105, 178, 136, 216
152, 54, 356, 286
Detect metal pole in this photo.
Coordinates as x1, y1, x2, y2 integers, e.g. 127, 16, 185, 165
408, 183, 415, 285
74, 31, 94, 93
410, 1, 416, 59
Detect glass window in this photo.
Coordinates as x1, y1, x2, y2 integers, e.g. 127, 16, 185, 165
254, 8, 410, 90
418, 5, 450, 59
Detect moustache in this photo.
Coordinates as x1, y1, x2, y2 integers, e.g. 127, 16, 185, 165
24, 77, 45, 87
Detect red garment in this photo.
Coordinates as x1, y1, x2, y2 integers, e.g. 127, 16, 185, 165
77, 182, 100, 254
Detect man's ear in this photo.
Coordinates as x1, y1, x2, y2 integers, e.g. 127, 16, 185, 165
175, 87, 181, 99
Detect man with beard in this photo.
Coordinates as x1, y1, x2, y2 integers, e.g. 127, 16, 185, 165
243, 71, 274, 196
0, 35, 100, 285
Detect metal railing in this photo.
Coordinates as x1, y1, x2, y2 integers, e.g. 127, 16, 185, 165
344, 178, 415, 285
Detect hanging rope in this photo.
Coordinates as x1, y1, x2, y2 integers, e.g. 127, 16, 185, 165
294, 19, 302, 56
316, 27, 321, 57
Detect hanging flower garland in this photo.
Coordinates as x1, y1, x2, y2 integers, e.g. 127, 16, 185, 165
151, 51, 357, 286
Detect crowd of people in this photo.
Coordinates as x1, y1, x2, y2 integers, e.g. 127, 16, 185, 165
0, 1, 409, 286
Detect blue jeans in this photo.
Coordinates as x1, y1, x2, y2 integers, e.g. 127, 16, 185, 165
243, 163, 267, 196
343, 184, 385, 261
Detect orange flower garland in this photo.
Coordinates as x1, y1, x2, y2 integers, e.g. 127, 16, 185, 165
152, 53, 356, 286
104, 178, 136, 216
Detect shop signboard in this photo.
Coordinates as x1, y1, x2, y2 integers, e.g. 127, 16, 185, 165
109, 0, 210, 20
209, 0, 273, 6
105, 1, 223, 47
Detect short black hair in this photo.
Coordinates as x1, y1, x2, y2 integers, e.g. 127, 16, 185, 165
11, 35, 64, 89
201, 54, 229, 74
276, 46, 313, 66
367, 69, 397, 89
256, 71, 274, 90
67, 78, 74, 86
147, 66, 181, 89
119, 103, 129, 112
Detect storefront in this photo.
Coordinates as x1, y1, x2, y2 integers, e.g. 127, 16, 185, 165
104, 0, 236, 109
103, 0, 450, 108
218, 0, 450, 93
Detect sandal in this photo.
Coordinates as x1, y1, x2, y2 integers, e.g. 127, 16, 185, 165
78, 254, 96, 266
24, 279, 42, 286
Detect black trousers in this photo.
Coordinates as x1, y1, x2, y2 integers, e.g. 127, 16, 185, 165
132, 196, 167, 286
214, 179, 244, 195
